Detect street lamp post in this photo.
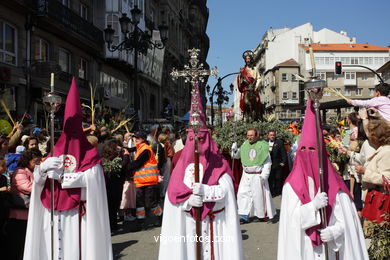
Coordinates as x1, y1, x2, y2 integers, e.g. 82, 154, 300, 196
104, 6, 168, 116
206, 72, 238, 126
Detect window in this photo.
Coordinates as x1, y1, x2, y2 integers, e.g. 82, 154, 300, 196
362, 73, 369, 80
79, 58, 87, 79
100, 72, 127, 99
345, 72, 355, 80
282, 92, 288, 99
331, 73, 338, 81
292, 92, 297, 99
106, 14, 120, 45
0, 21, 17, 65
58, 48, 71, 73
358, 57, 363, 64
291, 74, 296, 81
316, 72, 326, 80
59, 0, 70, 8
325, 57, 330, 64
344, 88, 351, 96
369, 88, 375, 96
281, 73, 288, 81
355, 88, 362, 96
345, 107, 353, 113
351, 57, 358, 64
80, 3, 88, 20
323, 90, 331, 96
34, 38, 49, 61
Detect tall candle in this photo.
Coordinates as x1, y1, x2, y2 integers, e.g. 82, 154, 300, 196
50, 73, 54, 92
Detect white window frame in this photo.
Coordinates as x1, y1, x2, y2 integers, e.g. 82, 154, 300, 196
0, 21, 17, 66
351, 57, 358, 64
292, 92, 298, 100
291, 74, 296, 81
58, 48, 71, 73
355, 88, 363, 96
344, 88, 351, 96
345, 72, 356, 80
79, 58, 87, 79
282, 92, 288, 99
316, 72, 326, 80
34, 38, 49, 61
281, 73, 288, 81
369, 88, 375, 97
80, 3, 88, 20
361, 73, 369, 80
59, 0, 71, 8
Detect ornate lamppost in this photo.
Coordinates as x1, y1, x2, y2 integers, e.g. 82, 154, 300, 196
104, 5, 168, 115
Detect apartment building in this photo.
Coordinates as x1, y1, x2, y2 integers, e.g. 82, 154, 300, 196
0, 0, 210, 127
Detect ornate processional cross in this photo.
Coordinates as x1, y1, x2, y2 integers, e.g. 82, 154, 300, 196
170, 48, 218, 130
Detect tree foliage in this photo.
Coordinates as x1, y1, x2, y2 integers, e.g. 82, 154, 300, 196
213, 119, 295, 153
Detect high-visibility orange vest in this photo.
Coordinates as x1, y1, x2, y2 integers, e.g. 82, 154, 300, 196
133, 142, 159, 188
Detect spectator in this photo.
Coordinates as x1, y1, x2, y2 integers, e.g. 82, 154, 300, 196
123, 131, 162, 229
5, 148, 42, 260
267, 130, 287, 197
6, 145, 26, 175
347, 82, 390, 123
23, 136, 38, 151
288, 120, 300, 135
102, 139, 126, 232
0, 158, 10, 250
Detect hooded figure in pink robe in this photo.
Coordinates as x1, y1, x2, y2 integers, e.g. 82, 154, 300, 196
159, 84, 244, 260
277, 99, 368, 260
24, 78, 113, 260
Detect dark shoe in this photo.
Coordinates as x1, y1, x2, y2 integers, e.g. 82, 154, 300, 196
239, 215, 250, 224
252, 217, 261, 222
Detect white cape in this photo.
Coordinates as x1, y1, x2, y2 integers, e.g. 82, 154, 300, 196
158, 174, 244, 260
24, 164, 113, 260
277, 183, 368, 260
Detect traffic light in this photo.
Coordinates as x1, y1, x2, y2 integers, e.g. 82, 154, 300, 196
335, 62, 342, 75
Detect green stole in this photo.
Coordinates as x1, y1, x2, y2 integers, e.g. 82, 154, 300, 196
240, 140, 269, 167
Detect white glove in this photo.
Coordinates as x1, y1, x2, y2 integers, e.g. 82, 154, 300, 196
158, 175, 164, 183
192, 183, 205, 196
231, 142, 238, 153
312, 191, 328, 210
47, 169, 63, 181
188, 194, 203, 208
40, 157, 62, 173
320, 227, 334, 242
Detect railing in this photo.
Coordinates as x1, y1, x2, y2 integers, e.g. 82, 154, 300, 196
38, 0, 103, 45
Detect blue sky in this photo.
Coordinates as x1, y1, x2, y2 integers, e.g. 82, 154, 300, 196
205, 0, 390, 106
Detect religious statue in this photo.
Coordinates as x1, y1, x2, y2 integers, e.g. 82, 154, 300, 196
236, 50, 262, 121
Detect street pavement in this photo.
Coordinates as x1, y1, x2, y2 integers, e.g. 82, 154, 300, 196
112, 196, 281, 260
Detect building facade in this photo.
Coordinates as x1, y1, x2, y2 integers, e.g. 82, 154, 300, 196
0, 0, 210, 129
233, 22, 389, 121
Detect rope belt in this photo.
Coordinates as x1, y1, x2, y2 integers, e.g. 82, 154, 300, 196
245, 171, 262, 174
208, 207, 225, 260
185, 207, 225, 260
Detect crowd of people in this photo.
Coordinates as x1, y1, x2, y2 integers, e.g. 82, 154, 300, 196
0, 82, 389, 260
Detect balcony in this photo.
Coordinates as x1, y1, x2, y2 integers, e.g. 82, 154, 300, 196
344, 78, 357, 86
36, 0, 103, 48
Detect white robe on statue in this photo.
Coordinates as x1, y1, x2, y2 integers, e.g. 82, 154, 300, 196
236, 155, 276, 219
277, 183, 369, 260
24, 164, 113, 260
158, 174, 244, 260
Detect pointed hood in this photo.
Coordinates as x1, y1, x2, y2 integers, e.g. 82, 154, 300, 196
41, 78, 101, 211
53, 77, 101, 172
168, 83, 233, 220
285, 99, 350, 246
